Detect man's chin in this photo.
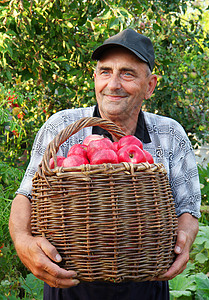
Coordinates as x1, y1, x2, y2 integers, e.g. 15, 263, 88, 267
101, 108, 126, 121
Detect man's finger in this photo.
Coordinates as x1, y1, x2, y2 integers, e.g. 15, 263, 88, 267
174, 230, 187, 255
35, 267, 80, 288
36, 237, 63, 263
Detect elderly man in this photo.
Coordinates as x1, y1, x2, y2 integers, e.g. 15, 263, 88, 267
9, 28, 200, 300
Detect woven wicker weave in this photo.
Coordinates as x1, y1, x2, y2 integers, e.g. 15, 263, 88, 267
31, 117, 178, 283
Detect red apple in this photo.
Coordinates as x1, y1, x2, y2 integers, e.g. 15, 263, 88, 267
49, 156, 65, 169
67, 144, 87, 158
118, 144, 147, 164
143, 149, 154, 164
62, 155, 89, 167
112, 141, 119, 153
90, 149, 118, 165
87, 138, 114, 160
118, 135, 143, 150
83, 134, 103, 146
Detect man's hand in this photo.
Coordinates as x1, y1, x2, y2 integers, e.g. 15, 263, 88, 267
15, 235, 79, 288
154, 213, 199, 281
9, 194, 79, 288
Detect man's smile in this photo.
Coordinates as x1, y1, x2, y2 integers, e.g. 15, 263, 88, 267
103, 94, 128, 101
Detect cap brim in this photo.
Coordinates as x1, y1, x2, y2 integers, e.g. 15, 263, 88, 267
92, 43, 149, 65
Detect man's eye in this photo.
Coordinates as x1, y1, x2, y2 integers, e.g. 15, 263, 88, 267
124, 72, 132, 77
100, 70, 109, 75
122, 72, 134, 79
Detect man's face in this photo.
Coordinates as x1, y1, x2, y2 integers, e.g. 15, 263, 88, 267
94, 47, 153, 122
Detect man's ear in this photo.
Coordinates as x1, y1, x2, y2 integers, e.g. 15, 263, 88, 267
145, 74, 158, 100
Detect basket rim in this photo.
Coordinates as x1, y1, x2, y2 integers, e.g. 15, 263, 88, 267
53, 161, 166, 175
33, 162, 169, 187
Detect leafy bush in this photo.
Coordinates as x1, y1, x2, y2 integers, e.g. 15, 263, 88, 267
0, 161, 28, 298
190, 224, 209, 275
198, 163, 209, 225
169, 163, 209, 299
169, 262, 209, 300
169, 223, 209, 299
0, 272, 43, 300
19, 273, 44, 300
0, 161, 24, 243
0, 83, 49, 167
198, 164, 209, 206
0, 0, 208, 147
0, 159, 43, 298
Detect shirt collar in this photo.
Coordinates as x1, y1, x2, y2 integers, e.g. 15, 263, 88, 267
92, 104, 151, 143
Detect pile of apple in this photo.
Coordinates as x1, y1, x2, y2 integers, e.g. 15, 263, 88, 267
49, 134, 154, 169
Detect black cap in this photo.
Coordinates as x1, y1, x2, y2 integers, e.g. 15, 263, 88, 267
92, 28, 155, 71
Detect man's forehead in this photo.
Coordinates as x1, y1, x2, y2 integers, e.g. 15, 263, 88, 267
97, 62, 138, 73
97, 49, 145, 71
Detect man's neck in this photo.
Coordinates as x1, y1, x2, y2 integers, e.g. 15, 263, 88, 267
100, 112, 138, 137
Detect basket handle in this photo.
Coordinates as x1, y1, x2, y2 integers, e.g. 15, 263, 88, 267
41, 117, 126, 175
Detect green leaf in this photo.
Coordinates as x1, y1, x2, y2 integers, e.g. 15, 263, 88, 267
205, 240, 209, 249
195, 273, 209, 291
195, 274, 209, 300
170, 290, 192, 297
169, 273, 196, 296
153, 23, 161, 32
53, 56, 68, 62
195, 253, 208, 264
109, 17, 119, 29
20, 273, 44, 299
101, 10, 112, 20
195, 236, 209, 245
195, 290, 209, 300
0, 111, 8, 124
66, 21, 73, 28
6, 71, 12, 81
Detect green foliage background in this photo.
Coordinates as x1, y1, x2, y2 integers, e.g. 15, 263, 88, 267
0, 0, 208, 168
0, 0, 209, 298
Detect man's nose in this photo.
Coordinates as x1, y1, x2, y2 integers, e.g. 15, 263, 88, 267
107, 74, 121, 90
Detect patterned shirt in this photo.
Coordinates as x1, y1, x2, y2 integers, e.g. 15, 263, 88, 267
17, 106, 201, 218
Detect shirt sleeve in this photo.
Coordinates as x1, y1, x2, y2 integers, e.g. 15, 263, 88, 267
15, 110, 74, 199
16, 121, 64, 200
168, 123, 201, 219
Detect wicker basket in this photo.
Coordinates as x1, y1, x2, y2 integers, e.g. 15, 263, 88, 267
31, 117, 178, 283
